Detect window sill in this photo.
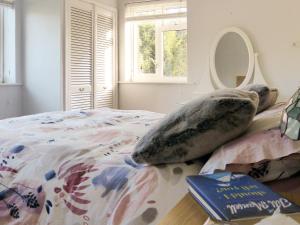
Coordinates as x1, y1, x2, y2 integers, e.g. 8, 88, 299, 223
118, 81, 194, 85
0, 83, 22, 87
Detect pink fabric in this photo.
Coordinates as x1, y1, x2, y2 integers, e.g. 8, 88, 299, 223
201, 103, 300, 175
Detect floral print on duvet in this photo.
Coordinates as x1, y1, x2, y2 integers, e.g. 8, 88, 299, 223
0, 108, 201, 225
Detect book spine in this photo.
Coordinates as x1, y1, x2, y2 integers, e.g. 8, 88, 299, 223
189, 191, 223, 221
187, 178, 230, 221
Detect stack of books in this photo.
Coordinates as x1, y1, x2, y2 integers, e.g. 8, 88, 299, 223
186, 172, 300, 223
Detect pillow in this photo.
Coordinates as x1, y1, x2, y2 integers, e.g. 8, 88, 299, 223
225, 154, 300, 182
200, 103, 300, 182
243, 84, 278, 113
132, 89, 259, 165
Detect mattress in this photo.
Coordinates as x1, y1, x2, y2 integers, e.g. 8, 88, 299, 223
0, 108, 202, 225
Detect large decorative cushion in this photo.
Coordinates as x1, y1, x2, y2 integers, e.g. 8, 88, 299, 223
132, 89, 259, 165
200, 103, 300, 182
243, 84, 278, 113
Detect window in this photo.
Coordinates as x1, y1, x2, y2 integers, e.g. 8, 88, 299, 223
0, 1, 15, 84
125, 0, 187, 83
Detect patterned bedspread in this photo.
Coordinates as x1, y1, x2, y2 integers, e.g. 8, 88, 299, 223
0, 108, 202, 225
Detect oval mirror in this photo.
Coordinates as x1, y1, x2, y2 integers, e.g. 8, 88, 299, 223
210, 27, 255, 89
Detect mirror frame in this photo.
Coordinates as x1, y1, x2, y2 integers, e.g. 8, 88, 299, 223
210, 27, 255, 89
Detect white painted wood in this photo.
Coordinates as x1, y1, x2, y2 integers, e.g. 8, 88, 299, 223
65, 0, 117, 110
94, 6, 116, 108
125, 0, 187, 84
125, 0, 186, 7
3, 6, 16, 84
209, 27, 255, 89
209, 27, 269, 91
65, 0, 94, 110
126, 12, 186, 22
253, 53, 268, 85
0, 0, 14, 8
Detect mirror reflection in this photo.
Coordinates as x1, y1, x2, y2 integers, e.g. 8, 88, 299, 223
215, 32, 249, 88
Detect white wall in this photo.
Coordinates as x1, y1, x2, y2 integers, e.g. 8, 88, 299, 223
118, 0, 198, 113
21, 0, 63, 115
20, 0, 118, 116
0, 1, 23, 120
118, 0, 300, 113
0, 85, 22, 119
0, 0, 118, 119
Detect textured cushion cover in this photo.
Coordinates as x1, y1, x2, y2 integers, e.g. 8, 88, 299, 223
132, 89, 259, 165
200, 103, 300, 182
243, 84, 278, 113
225, 154, 300, 182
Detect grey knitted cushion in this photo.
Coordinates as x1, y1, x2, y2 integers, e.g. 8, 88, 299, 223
243, 84, 278, 113
132, 89, 259, 165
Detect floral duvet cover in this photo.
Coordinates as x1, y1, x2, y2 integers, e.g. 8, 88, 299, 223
0, 108, 201, 225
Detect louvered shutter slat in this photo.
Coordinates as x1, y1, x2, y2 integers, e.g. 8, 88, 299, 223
65, 0, 94, 110
65, 1, 116, 111
94, 9, 115, 109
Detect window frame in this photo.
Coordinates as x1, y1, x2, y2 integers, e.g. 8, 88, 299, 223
133, 20, 159, 81
126, 1, 188, 83
0, 4, 16, 84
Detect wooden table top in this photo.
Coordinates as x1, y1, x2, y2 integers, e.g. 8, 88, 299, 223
159, 192, 300, 225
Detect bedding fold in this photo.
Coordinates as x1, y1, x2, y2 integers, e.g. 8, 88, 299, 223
0, 109, 202, 225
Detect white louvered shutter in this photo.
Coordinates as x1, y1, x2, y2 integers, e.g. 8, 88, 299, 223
65, 0, 94, 110
94, 7, 116, 109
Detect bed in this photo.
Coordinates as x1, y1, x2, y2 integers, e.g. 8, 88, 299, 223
0, 91, 299, 225
0, 108, 202, 225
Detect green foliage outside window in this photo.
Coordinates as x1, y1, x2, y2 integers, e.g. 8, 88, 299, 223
138, 23, 187, 77
163, 30, 187, 77
139, 24, 156, 74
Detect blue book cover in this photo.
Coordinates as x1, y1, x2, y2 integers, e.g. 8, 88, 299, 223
186, 172, 300, 222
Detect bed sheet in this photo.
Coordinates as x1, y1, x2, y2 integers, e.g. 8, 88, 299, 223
0, 108, 202, 225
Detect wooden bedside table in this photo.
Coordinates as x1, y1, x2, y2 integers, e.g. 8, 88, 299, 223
159, 192, 300, 225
